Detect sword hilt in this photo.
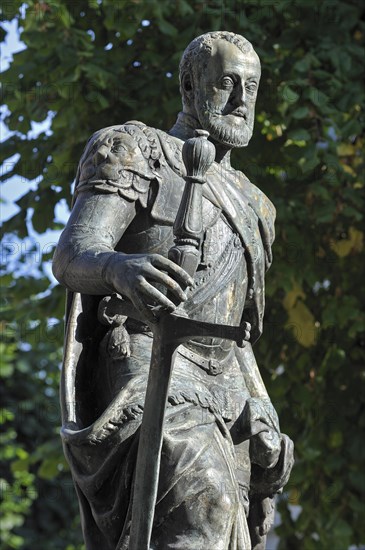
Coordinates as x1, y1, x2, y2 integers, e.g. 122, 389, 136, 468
168, 129, 215, 278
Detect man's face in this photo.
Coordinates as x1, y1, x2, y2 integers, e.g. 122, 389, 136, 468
193, 40, 261, 149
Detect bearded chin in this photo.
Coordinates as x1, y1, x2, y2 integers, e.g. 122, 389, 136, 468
199, 110, 253, 148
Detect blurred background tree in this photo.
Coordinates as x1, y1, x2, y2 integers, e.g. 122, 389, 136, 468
1, 1, 364, 548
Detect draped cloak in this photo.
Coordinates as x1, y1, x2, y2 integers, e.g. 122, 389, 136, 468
56, 121, 286, 549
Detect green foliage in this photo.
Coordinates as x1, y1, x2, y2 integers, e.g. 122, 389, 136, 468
1, 0, 364, 547
1, 283, 82, 549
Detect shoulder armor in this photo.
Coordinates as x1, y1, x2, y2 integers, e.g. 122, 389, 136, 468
74, 122, 165, 206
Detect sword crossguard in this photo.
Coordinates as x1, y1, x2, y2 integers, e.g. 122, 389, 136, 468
158, 313, 251, 349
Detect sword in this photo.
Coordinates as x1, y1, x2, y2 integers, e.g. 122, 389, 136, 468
123, 130, 251, 550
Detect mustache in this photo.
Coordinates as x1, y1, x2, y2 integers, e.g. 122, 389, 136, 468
203, 103, 247, 120
229, 107, 247, 118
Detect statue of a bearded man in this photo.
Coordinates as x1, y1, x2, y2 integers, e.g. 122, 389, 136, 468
53, 31, 294, 550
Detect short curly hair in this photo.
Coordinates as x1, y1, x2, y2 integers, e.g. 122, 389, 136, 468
179, 31, 255, 107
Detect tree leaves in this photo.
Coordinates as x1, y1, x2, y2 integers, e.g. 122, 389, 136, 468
283, 284, 317, 348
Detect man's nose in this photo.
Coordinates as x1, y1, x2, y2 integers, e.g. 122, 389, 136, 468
232, 84, 247, 108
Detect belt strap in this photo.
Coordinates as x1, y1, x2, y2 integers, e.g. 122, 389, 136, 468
178, 346, 233, 376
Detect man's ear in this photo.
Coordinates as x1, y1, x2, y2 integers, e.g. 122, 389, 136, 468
182, 73, 192, 92
181, 72, 194, 105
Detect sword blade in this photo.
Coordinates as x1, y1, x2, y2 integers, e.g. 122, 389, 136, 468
129, 324, 178, 550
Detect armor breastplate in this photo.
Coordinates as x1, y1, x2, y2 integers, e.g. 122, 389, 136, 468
118, 196, 248, 360
184, 213, 247, 360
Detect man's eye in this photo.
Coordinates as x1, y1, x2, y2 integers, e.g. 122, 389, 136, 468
246, 83, 257, 95
221, 76, 234, 88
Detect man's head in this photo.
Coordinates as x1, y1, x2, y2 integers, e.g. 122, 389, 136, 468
179, 32, 261, 148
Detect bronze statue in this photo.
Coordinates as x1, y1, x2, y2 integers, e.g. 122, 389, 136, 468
53, 31, 294, 550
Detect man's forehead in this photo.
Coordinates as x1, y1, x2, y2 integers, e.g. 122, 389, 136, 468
206, 39, 260, 75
